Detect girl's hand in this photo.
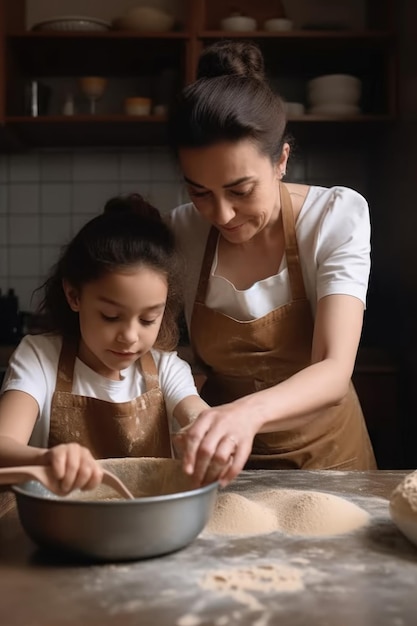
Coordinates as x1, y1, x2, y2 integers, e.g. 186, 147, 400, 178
173, 403, 260, 488
43, 443, 103, 495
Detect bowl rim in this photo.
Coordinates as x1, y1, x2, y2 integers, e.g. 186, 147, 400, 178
12, 479, 219, 506
31, 16, 112, 30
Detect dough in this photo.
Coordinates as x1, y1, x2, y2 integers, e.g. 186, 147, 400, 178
389, 470, 417, 547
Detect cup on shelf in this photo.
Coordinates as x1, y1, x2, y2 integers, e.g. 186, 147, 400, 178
284, 102, 305, 116
124, 97, 152, 116
79, 76, 108, 114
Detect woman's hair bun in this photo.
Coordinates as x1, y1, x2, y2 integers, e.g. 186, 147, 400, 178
103, 193, 161, 222
197, 40, 265, 82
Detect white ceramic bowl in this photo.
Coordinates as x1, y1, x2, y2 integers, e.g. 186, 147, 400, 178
264, 18, 293, 31
308, 75, 361, 106
284, 101, 305, 116
308, 86, 361, 106
220, 16, 257, 31
117, 6, 175, 32
309, 103, 361, 116
308, 74, 361, 92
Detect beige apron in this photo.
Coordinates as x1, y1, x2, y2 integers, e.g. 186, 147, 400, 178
190, 183, 376, 470
48, 341, 172, 459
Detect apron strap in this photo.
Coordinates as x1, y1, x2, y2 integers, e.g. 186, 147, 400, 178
280, 182, 307, 302
56, 339, 159, 394
194, 226, 218, 305
194, 182, 307, 304
55, 338, 77, 393
139, 351, 159, 391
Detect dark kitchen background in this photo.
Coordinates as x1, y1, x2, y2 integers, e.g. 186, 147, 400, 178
0, 0, 416, 470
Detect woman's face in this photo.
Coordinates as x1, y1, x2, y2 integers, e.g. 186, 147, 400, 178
179, 139, 289, 243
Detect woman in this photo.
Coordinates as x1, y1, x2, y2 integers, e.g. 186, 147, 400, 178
168, 40, 376, 487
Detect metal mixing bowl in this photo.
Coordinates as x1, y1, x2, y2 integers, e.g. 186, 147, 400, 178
12, 458, 218, 562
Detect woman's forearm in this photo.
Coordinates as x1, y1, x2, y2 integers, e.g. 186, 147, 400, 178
236, 358, 351, 434
0, 436, 47, 467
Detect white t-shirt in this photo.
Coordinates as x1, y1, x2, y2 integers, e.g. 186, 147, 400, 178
169, 185, 371, 325
0, 334, 198, 448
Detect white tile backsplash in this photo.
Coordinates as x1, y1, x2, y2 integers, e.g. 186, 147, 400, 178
148, 181, 183, 213
0, 186, 8, 213
9, 184, 40, 214
11, 277, 42, 311
10, 216, 40, 245
41, 215, 71, 245
41, 183, 72, 215
0, 156, 7, 182
9, 246, 41, 277
0, 145, 371, 311
120, 151, 151, 181
40, 152, 72, 182
72, 182, 120, 214
9, 154, 40, 182
73, 153, 120, 181
0, 216, 7, 245
0, 247, 8, 277
119, 181, 150, 198
41, 245, 61, 276
151, 148, 181, 182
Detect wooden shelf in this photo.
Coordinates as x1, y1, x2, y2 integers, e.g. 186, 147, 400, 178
4, 115, 169, 148
199, 30, 394, 41
2, 113, 395, 149
9, 30, 190, 39
0, 0, 398, 150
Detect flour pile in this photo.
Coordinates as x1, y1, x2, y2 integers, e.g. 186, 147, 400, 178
206, 489, 369, 537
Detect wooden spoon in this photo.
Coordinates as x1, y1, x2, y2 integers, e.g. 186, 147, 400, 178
0, 465, 135, 500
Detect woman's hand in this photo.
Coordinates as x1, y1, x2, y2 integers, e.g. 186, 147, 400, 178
173, 402, 261, 488
43, 443, 103, 495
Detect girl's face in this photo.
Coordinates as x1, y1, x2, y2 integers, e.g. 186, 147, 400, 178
64, 266, 168, 380
179, 139, 289, 244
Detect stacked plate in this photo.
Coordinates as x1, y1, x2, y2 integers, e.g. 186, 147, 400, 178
307, 74, 361, 116
31, 15, 112, 32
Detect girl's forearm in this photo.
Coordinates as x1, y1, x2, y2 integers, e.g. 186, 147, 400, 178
0, 436, 47, 467
237, 359, 351, 434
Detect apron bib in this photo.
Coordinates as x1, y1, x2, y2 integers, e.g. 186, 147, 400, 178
190, 183, 376, 470
48, 341, 172, 459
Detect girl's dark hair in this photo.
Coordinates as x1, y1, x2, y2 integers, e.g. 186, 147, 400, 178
168, 40, 287, 162
36, 194, 183, 351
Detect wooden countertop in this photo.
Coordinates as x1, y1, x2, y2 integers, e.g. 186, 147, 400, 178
0, 470, 416, 626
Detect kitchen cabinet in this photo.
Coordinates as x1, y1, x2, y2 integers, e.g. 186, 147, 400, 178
0, 0, 397, 149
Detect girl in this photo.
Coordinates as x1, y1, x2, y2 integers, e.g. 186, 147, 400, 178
0, 194, 208, 494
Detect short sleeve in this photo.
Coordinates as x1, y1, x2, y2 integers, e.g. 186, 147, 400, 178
1, 334, 60, 416
154, 350, 198, 419
314, 187, 371, 304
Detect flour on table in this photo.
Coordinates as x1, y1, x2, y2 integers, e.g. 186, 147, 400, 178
205, 489, 369, 537
201, 563, 304, 610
